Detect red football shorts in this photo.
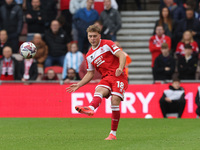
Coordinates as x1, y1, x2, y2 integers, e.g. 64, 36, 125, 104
95, 75, 128, 100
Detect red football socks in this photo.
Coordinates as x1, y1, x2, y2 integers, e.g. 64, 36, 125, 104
89, 93, 103, 109
111, 105, 120, 131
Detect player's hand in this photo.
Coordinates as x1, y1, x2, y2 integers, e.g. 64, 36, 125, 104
66, 84, 80, 93
115, 68, 123, 77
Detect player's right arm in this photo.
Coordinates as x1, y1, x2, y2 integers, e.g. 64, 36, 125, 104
66, 70, 95, 93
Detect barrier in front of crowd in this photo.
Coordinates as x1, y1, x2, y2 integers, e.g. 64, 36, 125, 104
0, 81, 199, 118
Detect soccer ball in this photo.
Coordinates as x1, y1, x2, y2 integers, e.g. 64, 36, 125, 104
19, 42, 37, 59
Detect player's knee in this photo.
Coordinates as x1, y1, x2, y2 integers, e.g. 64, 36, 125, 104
95, 87, 110, 97
111, 95, 121, 105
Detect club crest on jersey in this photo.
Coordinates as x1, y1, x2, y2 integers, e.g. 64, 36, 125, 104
90, 55, 93, 60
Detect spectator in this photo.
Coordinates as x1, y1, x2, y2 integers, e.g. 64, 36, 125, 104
159, 78, 186, 118
160, 0, 185, 21
195, 1, 200, 22
0, 30, 12, 58
44, 20, 71, 68
175, 8, 200, 48
42, 69, 59, 81
94, 20, 111, 40
195, 86, 200, 118
42, 0, 58, 29
149, 25, 171, 68
116, 0, 124, 11
178, 44, 198, 80
176, 30, 199, 58
69, 0, 87, 15
79, 58, 102, 83
64, 68, 80, 83
100, 0, 121, 41
0, 46, 18, 80
32, 33, 48, 69
62, 42, 83, 80
25, 0, 58, 29
18, 58, 38, 81
160, 0, 185, 7
153, 43, 175, 81
94, 0, 118, 15
0, 0, 23, 53
69, 0, 87, 41
73, 0, 99, 53
60, 0, 72, 41
14, 0, 24, 7
25, 0, 45, 41
153, 7, 174, 38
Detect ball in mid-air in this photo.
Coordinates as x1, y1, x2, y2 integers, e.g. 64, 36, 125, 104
19, 42, 37, 59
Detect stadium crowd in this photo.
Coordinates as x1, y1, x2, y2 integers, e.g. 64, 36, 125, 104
0, 0, 200, 83
0, 0, 125, 82
151, 0, 200, 82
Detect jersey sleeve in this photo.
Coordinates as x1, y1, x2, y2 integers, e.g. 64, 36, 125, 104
106, 40, 121, 55
86, 56, 95, 71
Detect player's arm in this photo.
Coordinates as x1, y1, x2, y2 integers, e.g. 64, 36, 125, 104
66, 70, 95, 93
114, 50, 126, 76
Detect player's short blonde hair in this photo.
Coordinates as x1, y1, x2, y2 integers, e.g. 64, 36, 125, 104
86, 24, 101, 34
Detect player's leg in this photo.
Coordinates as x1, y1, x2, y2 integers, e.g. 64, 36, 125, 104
75, 86, 110, 116
88, 86, 110, 110
105, 95, 121, 140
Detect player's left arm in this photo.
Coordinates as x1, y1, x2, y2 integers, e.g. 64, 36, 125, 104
115, 50, 126, 76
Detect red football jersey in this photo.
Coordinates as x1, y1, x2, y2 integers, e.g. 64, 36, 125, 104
86, 39, 127, 79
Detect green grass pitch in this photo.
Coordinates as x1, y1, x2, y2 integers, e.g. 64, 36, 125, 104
0, 118, 199, 150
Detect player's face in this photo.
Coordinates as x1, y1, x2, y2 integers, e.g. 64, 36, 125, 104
88, 32, 101, 48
